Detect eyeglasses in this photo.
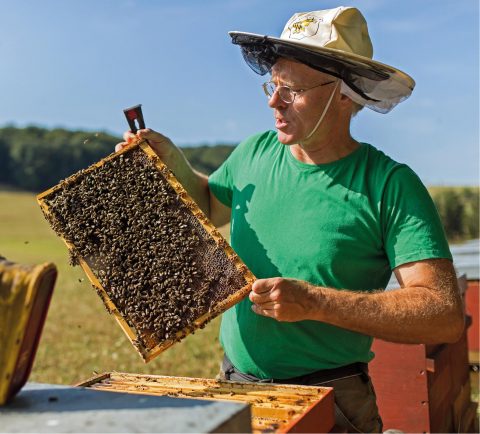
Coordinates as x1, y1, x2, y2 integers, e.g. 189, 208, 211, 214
262, 79, 336, 104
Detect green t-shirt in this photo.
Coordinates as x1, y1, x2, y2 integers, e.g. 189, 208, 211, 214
208, 130, 451, 379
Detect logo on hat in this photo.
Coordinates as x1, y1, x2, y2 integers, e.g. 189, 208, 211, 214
288, 16, 320, 40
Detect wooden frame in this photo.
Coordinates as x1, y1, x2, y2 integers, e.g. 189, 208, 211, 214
76, 372, 335, 433
37, 141, 256, 362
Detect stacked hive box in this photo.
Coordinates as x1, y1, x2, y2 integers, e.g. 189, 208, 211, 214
370, 333, 478, 433
465, 279, 479, 367
77, 372, 335, 433
369, 275, 478, 432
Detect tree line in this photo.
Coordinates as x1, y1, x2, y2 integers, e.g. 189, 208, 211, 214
0, 126, 477, 242
0, 125, 234, 192
429, 186, 479, 242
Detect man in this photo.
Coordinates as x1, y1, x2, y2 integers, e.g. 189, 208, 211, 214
117, 7, 464, 432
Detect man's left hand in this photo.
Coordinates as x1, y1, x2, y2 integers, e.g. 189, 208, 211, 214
249, 277, 316, 322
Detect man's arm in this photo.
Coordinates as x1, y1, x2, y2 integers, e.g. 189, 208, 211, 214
116, 128, 231, 227
249, 258, 465, 344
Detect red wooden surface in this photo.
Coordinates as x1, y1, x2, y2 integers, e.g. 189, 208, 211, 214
370, 327, 477, 433
281, 387, 335, 434
369, 342, 430, 432
466, 280, 479, 357
427, 334, 470, 432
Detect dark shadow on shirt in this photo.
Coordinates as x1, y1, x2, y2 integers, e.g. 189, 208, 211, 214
231, 184, 281, 278
227, 185, 284, 364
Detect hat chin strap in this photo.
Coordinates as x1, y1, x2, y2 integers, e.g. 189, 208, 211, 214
304, 80, 339, 141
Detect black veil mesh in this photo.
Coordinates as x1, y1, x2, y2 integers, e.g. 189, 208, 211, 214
232, 33, 389, 102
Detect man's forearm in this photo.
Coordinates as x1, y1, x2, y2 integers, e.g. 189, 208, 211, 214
162, 147, 211, 217
250, 259, 465, 345
310, 284, 464, 344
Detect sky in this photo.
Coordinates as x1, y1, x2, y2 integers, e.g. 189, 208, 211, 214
0, 0, 478, 185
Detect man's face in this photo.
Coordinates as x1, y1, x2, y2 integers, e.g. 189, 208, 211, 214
269, 58, 338, 145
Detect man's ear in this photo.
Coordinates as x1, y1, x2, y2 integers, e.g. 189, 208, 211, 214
339, 91, 352, 105
338, 91, 355, 114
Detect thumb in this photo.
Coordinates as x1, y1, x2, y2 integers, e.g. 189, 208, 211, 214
251, 278, 276, 294
115, 142, 128, 152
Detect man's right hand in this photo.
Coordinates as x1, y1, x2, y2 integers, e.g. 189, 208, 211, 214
115, 128, 176, 161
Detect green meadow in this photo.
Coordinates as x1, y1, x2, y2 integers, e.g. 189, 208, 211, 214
1, 190, 225, 385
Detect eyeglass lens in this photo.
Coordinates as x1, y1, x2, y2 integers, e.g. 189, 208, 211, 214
263, 82, 295, 103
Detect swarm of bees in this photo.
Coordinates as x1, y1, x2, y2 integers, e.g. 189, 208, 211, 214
40, 146, 251, 354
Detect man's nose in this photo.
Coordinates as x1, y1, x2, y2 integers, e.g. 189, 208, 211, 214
268, 89, 288, 109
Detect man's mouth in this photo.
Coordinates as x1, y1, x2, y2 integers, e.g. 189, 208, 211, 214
275, 117, 288, 129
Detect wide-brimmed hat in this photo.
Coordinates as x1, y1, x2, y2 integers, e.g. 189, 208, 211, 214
229, 6, 415, 113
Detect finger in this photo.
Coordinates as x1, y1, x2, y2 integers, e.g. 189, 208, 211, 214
115, 142, 128, 152
251, 278, 276, 294
253, 300, 276, 310
123, 131, 136, 142
251, 304, 275, 318
249, 290, 272, 304
136, 128, 170, 142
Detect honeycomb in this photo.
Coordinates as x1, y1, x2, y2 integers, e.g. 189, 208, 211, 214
37, 142, 254, 361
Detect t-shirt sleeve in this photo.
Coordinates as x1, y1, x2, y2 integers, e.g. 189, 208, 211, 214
208, 156, 234, 207
208, 131, 269, 208
381, 166, 452, 269
208, 135, 255, 208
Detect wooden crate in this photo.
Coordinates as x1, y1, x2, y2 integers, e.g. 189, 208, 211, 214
0, 259, 57, 404
77, 372, 335, 433
37, 141, 255, 362
369, 326, 478, 433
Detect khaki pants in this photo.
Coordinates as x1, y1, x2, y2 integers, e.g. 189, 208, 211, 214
323, 372, 383, 433
217, 364, 383, 433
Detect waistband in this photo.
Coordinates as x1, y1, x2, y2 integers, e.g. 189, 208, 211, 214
222, 355, 369, 385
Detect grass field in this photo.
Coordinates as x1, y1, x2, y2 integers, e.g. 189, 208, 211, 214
0, 191, 225, 385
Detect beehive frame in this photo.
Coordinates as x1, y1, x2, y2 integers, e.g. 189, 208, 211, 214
77, 372, 335, 433
37, 141, 255, 362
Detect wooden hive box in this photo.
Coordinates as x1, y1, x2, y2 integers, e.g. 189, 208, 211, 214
0, 258, 57, 404
77, 372, 335, 433
369, 326, 478, 433
465, 279, 479, 365
37, 141, 255, 362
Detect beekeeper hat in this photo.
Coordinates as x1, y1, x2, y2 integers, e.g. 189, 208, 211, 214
230, 6, 415, 113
